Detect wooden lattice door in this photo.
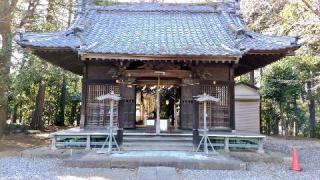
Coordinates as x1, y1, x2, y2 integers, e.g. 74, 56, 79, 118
85, 84, 120, 128
199, 84, 230, 129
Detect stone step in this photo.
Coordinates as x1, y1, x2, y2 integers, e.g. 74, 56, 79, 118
123, 133, 193, 137
122, 145, 194, 151
123, 136, 192, 142
122, 134, 193, 151
122, 141, 193, 147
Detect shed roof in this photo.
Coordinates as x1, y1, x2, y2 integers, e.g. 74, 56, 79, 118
17, 3, 299, 75
235, 83, 260, 100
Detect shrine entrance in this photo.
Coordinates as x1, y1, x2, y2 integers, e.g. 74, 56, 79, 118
135, 84, 181, 132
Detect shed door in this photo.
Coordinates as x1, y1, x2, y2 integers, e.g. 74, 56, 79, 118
235, 101, 260, 133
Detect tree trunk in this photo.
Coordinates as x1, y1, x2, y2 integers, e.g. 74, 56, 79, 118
19, 0, 40, 28
55, 77, 67, 126
265, 100, 271, 135
273, 102, 280, 135
12, 104, 18, 124
0, 75, 8, 136
70, 101, 77, 125
307, 81, 316, 137
67, 0, 73, 26
71, 79, 81, 126
30, 78, 46, 130
77, 105, 81, 126
293, 97, 299, 136
249, 71, 255, 85
18, 102, 23, 124
279, 103, 285, 135
0, 0, 18, 136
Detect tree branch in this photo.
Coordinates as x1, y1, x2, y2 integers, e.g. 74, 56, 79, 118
302, 0, 320, 17
8, 0, 18, 14
19, 0, 41, 28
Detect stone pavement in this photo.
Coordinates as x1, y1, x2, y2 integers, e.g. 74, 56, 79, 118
136, 167, 179, 180
62, 150, 246, 170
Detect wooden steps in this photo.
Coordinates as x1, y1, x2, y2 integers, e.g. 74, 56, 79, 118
122, 134, 194, 151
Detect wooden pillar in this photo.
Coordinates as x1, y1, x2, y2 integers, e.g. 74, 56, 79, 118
229, 64, 235, 131
257, 137, 265, 154
117, 84, 125, 145
51, 135, 57, 150
86, 135, 91, 150
80, 63, 87, 128
120, 85, 136, 129
224, 137, 230, 152
117, 98, 123, 145
181, 79, 200, 147
180, 85, 193, 129
192, 85, 200, 147
118, 84, 135, 144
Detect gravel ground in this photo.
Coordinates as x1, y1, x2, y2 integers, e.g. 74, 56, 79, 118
0, 137, 319, 180
264, 136, 320, 170
0, 157, 136, 180
181, 137, 320, 180
180, 162, 320, 180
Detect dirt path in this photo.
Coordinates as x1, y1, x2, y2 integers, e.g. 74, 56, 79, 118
0, 133, 50, 157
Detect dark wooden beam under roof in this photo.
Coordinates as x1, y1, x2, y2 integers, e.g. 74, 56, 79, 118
235, 53, 288, 76
135, 79, 181, 86
31, 49, 83, 75
28, 47, 295, 77
79, 53, 240, 64
124, 69, 192, 79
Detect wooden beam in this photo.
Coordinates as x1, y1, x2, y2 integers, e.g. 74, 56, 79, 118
125, 69, 192, 79
87, 78, 116, 84
80, 53, 239, 63
235, 53, 287, 76
33, 50, 83, 75
247, 46, 299, 55
135, 79, 181, 86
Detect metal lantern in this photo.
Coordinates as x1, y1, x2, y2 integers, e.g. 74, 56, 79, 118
96, 91, 121, 154
194, 93, 219, 154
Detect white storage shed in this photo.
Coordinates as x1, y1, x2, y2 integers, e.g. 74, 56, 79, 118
235, 83, 260, 133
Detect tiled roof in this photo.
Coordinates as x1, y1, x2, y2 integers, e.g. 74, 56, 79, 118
20, 32, 80, 49
18, 3, 298, 57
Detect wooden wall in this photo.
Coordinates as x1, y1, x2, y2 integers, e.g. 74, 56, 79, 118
83, 62, 137, 129
180, 85, 199, 129
81, 61, 235, 131
119, 85, 136, 128
194, 64, 230, 81
85, 84, 120, 128
87, 62, 118, 82
192, 63, 235, 130
199, 83, 230, 129
82, 62, 120, 128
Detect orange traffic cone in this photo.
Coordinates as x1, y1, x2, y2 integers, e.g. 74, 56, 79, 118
291, 147, 302, 171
